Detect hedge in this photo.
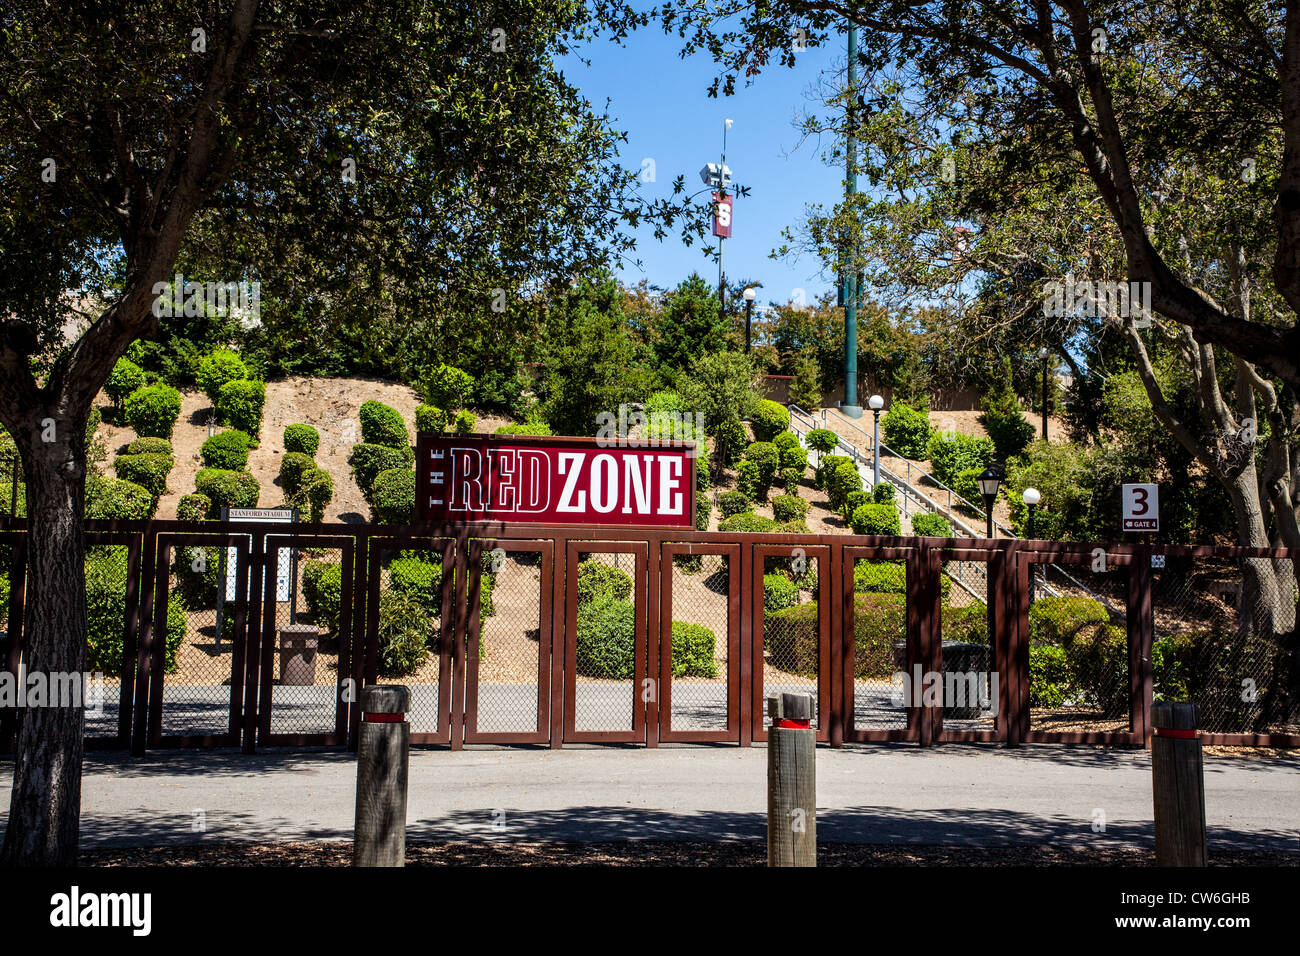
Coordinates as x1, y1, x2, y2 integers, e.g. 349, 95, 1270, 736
215, 379, 266, 439
389, 556, 443, 614
124, 383, 182, 440
772, 431, 799, 454
718, 512, 779, 533
736, 460, 763, 501
293, 468, 333, 523
763, 573, 798, 614
371, 467, 415, 524
105, 358, 146, 408
669, 622, 718, 678
575, 597, 636, 678
278, 451, 315, 497
348, 443, 414, 498
194, 468, 259, 516
87, 548, 185, 673
196, 349, 249, 405
200, 429, 252, 470
717, 489, 752, 518
805, 428, 839, 454
495, 420, 553, 436
125, 436, 172, 457
416, 404, 446, 433
360, 400, 409, 448
283, 423, 320, 457
771, 494, 807, 523
881, 401, 933, 459
927, 432, 995, 488
852, 559, 953, 603
577, 559, 633, 606
850, 502, 901, 536
910, 513, 952, 537
1029, 596, 1127, 716
113, 452, 173, 500
303, 561, 344, 633
376, 590, 431, 677
750, 399, 790, 442
177, 493, 210, 522
85, 475, 153, 520
780, 443, 809, 474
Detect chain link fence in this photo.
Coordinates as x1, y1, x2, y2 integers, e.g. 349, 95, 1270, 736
665, 552, 729, 732
760, 551, 821, 729
849, 556, 910, 732
572, 550, 639, 732
471, 544, 544, 735
935, 557, 994, 733
373, 542, 445, 736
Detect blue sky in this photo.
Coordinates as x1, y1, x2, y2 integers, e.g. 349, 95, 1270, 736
557, 25, 847, 308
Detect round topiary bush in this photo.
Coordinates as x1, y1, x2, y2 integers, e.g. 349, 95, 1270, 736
763, 573, 799, 614
718, 512, 779, 534
669, 622, 718, 677
123, 383, 182, 440
780, 443, 809, 473
881, 401, 933, 459
85, 475, 153, 520
850, 502, 901, 536
371, 467, 415, 523
196, 349, 250, 405
910, 512, 952, 537
215, 379, 266, 440
772, 431, 800, 454
283, 423, 320, 457
415, 404, 446, 433
105, 358, 146, 409
871, 481, 896, 504
125, 436, 172, 457
577, 558, 633, 606
200, 429, 252, 470
112, 452, 173, 500
360, 400, 409, 448
348, 443, 414, 498
293, 468, 333, 523
278, 451, 315, 497
816, 453, 853, 490
575, 596, 636, 678
743, 441, 781, 484
194, 468, 260, 516
717, 489, 752, 518
376, 590, 432, 677
750, 399, 791, 443
779, 466, 804, 495
389, 556, 444, 615
826, 460, 863, 514
176, 493, 211, 523
771, 494, 808, 523
805, 428, 839, 454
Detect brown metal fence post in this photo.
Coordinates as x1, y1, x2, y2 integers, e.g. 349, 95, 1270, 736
354, 684, 411, 867
767, 692, 816, 867
1151, 701, 1207, 866
1129, 545, 1154, 743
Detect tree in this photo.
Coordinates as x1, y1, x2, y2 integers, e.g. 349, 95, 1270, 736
677, 351, 761, 477
650, 274, 733, 374
0, 0, 698, 864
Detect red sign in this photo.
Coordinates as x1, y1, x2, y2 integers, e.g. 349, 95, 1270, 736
712, 192, 732, 238
415, 435, 697, 528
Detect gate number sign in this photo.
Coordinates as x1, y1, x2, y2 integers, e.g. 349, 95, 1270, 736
1122, 483, 1159, 532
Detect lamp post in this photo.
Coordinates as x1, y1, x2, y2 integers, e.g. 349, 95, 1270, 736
1023, 487, 1041, 602
977, 467, 1002, 540
1037, 347, 1050, 441
840, 24, 862, 419
743, 286, 755, 354
868, 394, 884, 486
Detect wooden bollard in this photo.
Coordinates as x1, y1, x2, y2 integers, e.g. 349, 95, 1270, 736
767, 692, 816, 867
1151, 701, 1207, 867
353, 684, 411, 867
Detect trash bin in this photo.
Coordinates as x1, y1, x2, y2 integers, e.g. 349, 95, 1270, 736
278, 624, 319, 685
941, 641, 991, 719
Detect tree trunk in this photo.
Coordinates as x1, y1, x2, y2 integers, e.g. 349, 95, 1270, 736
1, 420, 88, 866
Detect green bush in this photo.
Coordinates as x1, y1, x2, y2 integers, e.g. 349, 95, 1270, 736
113, 453, 173, 500
854, 561, 907, 594
772, 431, 799, 454
779, 443, 809, 473
910, 513, 952, 537
85, 475, 153, 520
283, 424, 320, 457
779, 467, 804, 494
360, 400, 409, 448
1029, 597, 1127, 715
805, 428, 839, 454
776, 519, 810, 534
294, 468, 333, 523
980, 359, 1037, 461
278, 452, 316, 497
1029, 645, 1071, 708
669, 621, 717, 678
871, 481, 896, 504
718, 512, 779, 533
771, 494, 808, 523
418, 363, 475, 412
714, 419, 749, 466
389, 556, 444, 614
124, 383, 182, 440
850, 502, 901, 536
842, 489, 868, 519
105, 358, 146, 409
453, 410, 476, 433
744, 441, 780, 482
303, 561, 344, 633
376, 590, 432, 677
717, 489, 752, 518
736, 459, 764, 500
695, 495, 711, 531
348, 443, 414, 498
415, 404, 445, 433
575, 597, 636, 678
577, 559, 633, 606
215, 379, 266, 439
371, 467, 415, 523
86, 549, 185, 673
816, 453, 853, 491
763, 573, 798, 614
194, 468, 259, 515
750, 399, 790, 442
881, 401, 933, 459
495, 420, 553, 436
125, 436, 172, 457
954, 466, 984, 506
200, 429, 252, 470
927, 432, 995, 488
176, 493, 210, 522
827, 461, 863, 514
196, 349, 249, 405
174, 542, 221, 608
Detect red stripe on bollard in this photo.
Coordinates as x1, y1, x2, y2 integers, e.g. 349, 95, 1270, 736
1152, 727, 1197, 739
363, 712, 405, 723
776, 719, 810, 729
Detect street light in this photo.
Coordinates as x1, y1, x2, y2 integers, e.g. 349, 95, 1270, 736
1037, 347, 1050, 440
1023, 486, 1042, 602
743, 286, 755, 354
868, 394, 884, 486
977, 467, 1002, 539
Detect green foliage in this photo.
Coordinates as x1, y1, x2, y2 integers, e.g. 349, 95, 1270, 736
979, 359, 1036, 461
85, 475, 153, 520
827, 460, 864, 514
669, 621, 718, 677
927, 432, 995, 489
196, 349, 250, 405
881, 401, 933, 459
771, 494, 808, 523
718, 512, 779, 533
416, 404, 446, 433
123, 383, 182, 440
677, 350, 760, 472
293, 468, 333, 523
853, 561, 906, 594
953, 466, 984, 506
389, 556, 444, 614
717, 489, 752, 518
645, 390, 688, 416
283, 424, 320, 457
371, 467, 415, 523
494, 419, 553, 436
736, 459, 761, 500
772, 431, 799, 454
695, 494, 711, 530
303, 561, 343, 633
743, 441, 780, 482
788, 353, 822, 411
842, 489, 868, 518
105, 358, 146, 408
176, 494, 210, 523
763, 573, 798, 614
86, 549, 185, 674
651, 274, 733, 372
805, 428, 839, 454
194, 468, 260, 515
871, 481, 896, 504
278, 452, 316, 497
779, 442, 809, 473
816, 453, 852, 490
360, 400, 409, 448
215, 379, 266, 439
453, 409, 476, 433
348, 443, 414, 498
1028, 645, 1071, 708
200, 429, 252, 470
376, 591, 432, 677
910, 512, 952, 537
850, 502, 901, 536
417, 364, 475, 413
112, 453, 173, 500
750, 399, 790, 442
1029, 597, 1127, 715
779, 467, 804, 494
125, 437, 172, 457
575, 597, 636, 679
577, 559, 633, 606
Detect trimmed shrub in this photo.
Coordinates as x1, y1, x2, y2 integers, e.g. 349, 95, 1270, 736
86, 549, 185, 674
871, 481, 896, 505
805, 428, 839, 454
283, 424, 320, 457
718, 512, 778, 533
113, 453, 173, 500
763, 573, 798, 614
360, 400, 409, 448
348, 443, 414, 498
854, 561, 907, 594
954, 466, 984, 507
303, 561, 344, 633
714, 419, 749, 466
695, 495, 711, 531
215, 379, 266, 439
196, 349, 249, 405
376, 590, 432, 677
980, 359, 1037, 461
744, 441, 780, 482
771, 494, 808, 523
772, 431, 799, 454
881, 401, 933, 459
750, 399, 791, 442
453, 410, 476, 433
780, 443, 809, 473
371, 467, 415, 524
577, 559, 633, 606
816, 453, 853, 490
842, 489, 868, 519
294, 468, 333, 523
717, 489, 752, 519
927, 432, 995, 488
200, 429, 252, 470
737, 459, 764, 501
495, 420, 552, 436
575, 597, 636, 679
418, 363, 475, 412
123, 383, 182, 440
826, 460, 863, 514
416, 404, 446, 433
389, 556, 444, 614
278, 451, 316, 497
670, 622, 718, 678
85, 476, 153, 520
105, 358, 146, 409
910, 513, 952, 537
194, 468, 259, 515
776, 518, 810, 534
176, 493, 210, 523
850, 502, 901, 536
779, 467, 803, 495
1029, 645, 1071, 708
125, 437, 172, 457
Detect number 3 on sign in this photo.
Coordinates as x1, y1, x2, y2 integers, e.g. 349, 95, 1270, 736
1121, 483, 1159, 532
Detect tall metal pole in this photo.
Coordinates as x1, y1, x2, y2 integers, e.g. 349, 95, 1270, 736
718, 119, 729, 309
1041, 354, 1050, 440
842, 26, 861, 417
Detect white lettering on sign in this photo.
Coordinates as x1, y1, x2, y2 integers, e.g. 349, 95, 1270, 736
1122, 483, 1159, 532
487, 448, 517, 511
451, 447, 484, 512
557, 452, 587, 512
657, 455, 683, 515
590, 454, 617, 513
622, 456, 652, 515
517, 449, 549, 513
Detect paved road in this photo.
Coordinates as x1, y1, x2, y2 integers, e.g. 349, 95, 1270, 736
2, 744, 1295, 852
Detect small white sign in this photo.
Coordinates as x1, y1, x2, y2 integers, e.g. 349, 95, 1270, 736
1122, 483, 1159, 532
224, 508, 294, 600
